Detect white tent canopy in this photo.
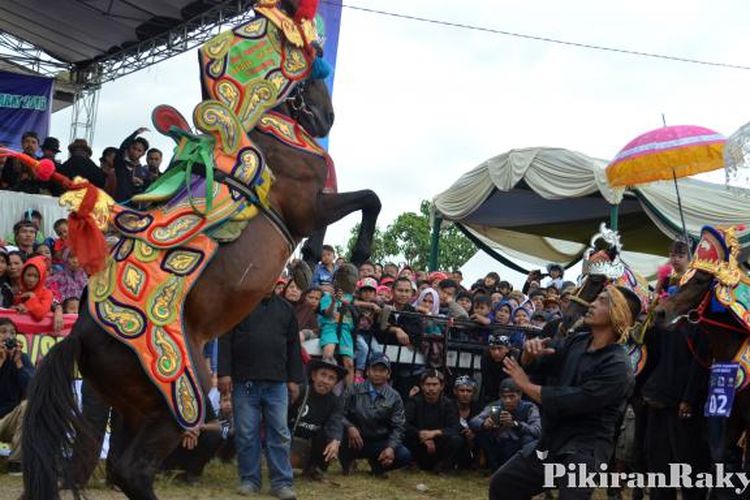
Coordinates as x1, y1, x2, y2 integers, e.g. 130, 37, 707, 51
433, 147, 750, 278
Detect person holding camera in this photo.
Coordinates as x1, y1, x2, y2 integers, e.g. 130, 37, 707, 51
470, 378, 540, 472
0, 318, 34, 475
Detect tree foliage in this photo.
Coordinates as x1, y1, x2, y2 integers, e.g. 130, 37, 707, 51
344, 200, 475, 270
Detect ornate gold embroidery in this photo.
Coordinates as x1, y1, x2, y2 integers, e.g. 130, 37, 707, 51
233, 149, 261, 183
163, 250, 203, 275
151, 214, 203, 245
151, 327, 182, 379
176, 375, 199, 423
98, 299, 145, 338
216, 79, 240, 112
194, 100, 241, 155
234, 17, 267, 38
238, 80, 276, 130
90, 258, 116, 302
147, 276, 182, 326
134, 240, 160, 263
58, 178, 115, 231
122, 263, 146, 299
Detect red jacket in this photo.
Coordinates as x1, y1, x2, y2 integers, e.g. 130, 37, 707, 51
13, 256, 54, 321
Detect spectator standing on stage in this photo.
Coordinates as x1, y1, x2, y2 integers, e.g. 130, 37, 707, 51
218, 292, 303, 499
113, 127, 152, 202
471, 379, 541, 472
0, 318, 34, 475
340, 354, 411, 475
146, 148, 163, 181
58, 139, 106, 189
2, 132, 40, 193
289, 359, 346, 479
404, 369, 463, 472
100, 146, 119, 197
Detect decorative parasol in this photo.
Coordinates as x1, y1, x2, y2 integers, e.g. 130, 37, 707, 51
606, 125, 726, 252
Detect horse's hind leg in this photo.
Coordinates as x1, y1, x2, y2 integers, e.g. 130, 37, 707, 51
110, 414, 182, 500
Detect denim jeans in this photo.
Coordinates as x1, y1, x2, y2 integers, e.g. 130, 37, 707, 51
233, 380, 293, 490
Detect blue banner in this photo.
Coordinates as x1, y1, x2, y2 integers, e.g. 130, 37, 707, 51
318, 0, 342, 150
0, 70, 54, 150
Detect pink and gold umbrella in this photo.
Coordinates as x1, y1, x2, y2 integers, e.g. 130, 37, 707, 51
606, 125, 725, 187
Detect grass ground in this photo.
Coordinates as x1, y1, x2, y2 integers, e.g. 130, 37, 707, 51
0, 460, 492, 499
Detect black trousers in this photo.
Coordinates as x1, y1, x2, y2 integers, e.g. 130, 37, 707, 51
161, 430, 223, 477
405, 433, 464, 471
644, 405, 710, 500
490, 450, 597, 500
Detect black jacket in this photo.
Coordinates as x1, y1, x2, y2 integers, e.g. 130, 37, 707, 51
342, 381, 406, 449
532, 331, 633, 462
376, 303, 423, 345
0, 352, 34, 418
218, 295, 304, 384
113, 131, 151, 202
404, 394, 460, 440
58, 156, 106, 189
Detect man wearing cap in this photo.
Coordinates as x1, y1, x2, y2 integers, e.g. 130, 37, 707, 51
340, 353, 411, 475
289, 359, 346, 479
453, 376, 482, 469
58, 139, 106, 189
480, 334, 516, 406
488, 285, 636, 500
404, 369, 463, 472
470, 378, 541, 472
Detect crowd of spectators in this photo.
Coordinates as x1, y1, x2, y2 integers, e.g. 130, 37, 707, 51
0, 132, 699, 500
0, 129, 162, 201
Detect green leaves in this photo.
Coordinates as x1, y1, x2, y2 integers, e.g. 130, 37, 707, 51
345, 200, 474, 270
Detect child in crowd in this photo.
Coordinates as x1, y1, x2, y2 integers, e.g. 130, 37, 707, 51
319, 264, 358, 385
376, 284, 392, 303
490, 291, 503, 308
352, 277, 382, 382
12, 256, 53, 321
456, 291, 473, 314
62, 297, 80, 314
49, 218, 69, 268
468, 294, 492, 343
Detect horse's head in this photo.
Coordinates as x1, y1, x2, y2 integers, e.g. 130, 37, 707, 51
275, 78, 335, 138
653, 225, 742, 330
560, 274, 607, 333
653, 269, 714, 328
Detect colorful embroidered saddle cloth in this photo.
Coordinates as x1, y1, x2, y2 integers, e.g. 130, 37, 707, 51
682, 225, 750, 391
79, 2, 326, 429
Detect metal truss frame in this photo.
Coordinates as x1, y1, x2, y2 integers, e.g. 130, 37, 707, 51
0, 0, 258, 142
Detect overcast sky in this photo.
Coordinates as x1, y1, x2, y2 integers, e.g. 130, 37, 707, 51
49, 0, 750, 257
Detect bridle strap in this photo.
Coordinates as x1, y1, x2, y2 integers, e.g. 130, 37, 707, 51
189, 164, 297, 254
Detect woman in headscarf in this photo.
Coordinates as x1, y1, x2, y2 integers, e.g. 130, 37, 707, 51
47, 248, 88, 303
413, 287, 443, 367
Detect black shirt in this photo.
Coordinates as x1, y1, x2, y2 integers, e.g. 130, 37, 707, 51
376, 303, 423, 345
113, 131, 151, 202
533, 331, 633, 461
0, 352, 34, 418
404, 394, 460, 440
58, 156, 106, 189
290, 385, 344, 441
217, 295, 304, 384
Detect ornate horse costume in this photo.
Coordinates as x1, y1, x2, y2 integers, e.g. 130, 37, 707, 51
655, 225, 750, 471
15, 1, 380, 499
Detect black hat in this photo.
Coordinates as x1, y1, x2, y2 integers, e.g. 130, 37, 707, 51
369, 353, 391, 371
41, 137, 60, 153
308, 358, 347, 381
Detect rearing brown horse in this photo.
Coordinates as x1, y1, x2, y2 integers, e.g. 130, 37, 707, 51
22, 78, 380, 500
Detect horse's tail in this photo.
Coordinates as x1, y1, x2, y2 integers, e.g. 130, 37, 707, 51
22, 333, 90, 499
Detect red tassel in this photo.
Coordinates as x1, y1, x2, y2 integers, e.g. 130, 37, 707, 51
67, 184, 108, 275
36, 158, 56, 181
294, 0, 319, 21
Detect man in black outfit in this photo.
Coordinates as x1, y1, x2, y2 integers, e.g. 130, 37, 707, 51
404, 369, 463, 472
641, 320, 710, 499
113, 127, 152, 202
489, 285, 636, 500
58, 139, 106, 189
289, 358, 346, 479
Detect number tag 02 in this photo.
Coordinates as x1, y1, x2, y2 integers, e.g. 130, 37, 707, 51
705, 363, 739, 418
